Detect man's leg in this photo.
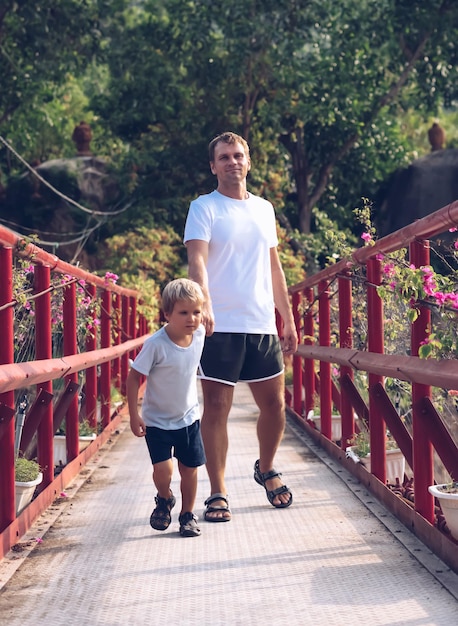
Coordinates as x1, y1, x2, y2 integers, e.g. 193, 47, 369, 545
201, 379, 234, 520
249, 373, 291, 506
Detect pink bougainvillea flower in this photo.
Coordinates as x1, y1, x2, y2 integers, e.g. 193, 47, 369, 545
449, 227, 457, 232
375, 253, 384, 261
104, 272, 119, 284
361, 232, 372, 243
454, 240, 458, 249
382, 262, 395, 277
433, 291, 447, 306
35, 537, 43, 544
448, 390, 458, 396
60, 491, 68, 498
444, 293, 458, 309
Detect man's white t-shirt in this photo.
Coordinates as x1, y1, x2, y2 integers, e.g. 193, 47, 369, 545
184, 190, 278, 334
131, 324, 205, 430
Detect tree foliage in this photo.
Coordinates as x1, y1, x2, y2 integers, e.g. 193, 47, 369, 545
0, 1, 126, 173
90, 0, 458, 235
0, 0, 456, 278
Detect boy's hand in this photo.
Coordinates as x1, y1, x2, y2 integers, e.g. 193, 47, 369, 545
130, 414, 146, 437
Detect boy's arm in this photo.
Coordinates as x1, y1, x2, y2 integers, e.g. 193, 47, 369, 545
126, 367, 146, 437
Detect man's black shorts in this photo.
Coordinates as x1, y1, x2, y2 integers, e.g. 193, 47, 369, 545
145, 420, 206, 467
198, 332, 284, 386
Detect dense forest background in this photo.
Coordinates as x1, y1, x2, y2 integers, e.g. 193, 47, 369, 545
0, 0, 457, 299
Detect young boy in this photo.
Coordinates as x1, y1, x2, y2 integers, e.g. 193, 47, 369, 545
127, 278, 206, 537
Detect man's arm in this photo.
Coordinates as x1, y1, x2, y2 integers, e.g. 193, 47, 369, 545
186, 239, 215, 336
270, 247, 298, 356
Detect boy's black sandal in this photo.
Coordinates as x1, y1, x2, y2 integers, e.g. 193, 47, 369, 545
254, 459, 293, 508
150, 492, 176, 530
179, 512, 201, 537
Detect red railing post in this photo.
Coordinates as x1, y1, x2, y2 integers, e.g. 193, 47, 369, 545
63, 279, 79, 462
0, 246, 16, 529
303, 287, 315, 417
85, 283, 98, 429
410, 239, 434, 523
338, 271, 354, 449
367, 257, 386, 483
129, 295, 137, 361
318, 280, 332, 439
35, 265, 53, 488
121, 294, 130, 396
112, 293, 121, 390
100, 289, 112, 428
292, 291, 302, 414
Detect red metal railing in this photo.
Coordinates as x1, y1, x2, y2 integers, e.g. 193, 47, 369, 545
285, 200, 458, 572
0, 226, 150, 558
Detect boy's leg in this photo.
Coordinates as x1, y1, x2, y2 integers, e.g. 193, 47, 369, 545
178, 461, 201, 537
150, 458, 176, 531
178, 461, 198, 514
153, 458, 174, 499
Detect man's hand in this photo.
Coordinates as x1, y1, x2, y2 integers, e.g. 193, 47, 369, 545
202, 301, 215, 336
281, 322, 298, 356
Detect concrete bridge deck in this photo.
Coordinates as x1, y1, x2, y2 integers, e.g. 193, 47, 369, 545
0, 383, 457, 625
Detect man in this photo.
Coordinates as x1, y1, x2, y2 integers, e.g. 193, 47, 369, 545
184, 131, 298, 522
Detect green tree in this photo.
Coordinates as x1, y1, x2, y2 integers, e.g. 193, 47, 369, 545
93, 0, 458, 235
0, 1, 125, 169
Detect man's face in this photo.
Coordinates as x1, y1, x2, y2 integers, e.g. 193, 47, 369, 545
210, 141, 251, 183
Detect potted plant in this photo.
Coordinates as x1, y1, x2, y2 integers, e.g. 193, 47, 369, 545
54, 419, 97, 466
309, 409, 343, 443
15, 456, 43, 514
428, 481, 458, 540
346, 429, 406, 485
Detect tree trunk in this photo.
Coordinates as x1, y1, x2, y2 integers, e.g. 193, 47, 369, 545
280, 127, 314, 234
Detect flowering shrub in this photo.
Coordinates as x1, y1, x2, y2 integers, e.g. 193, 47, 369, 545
13, 260, 107, 362
296, 199, 457, 444
355, 200, 458, 360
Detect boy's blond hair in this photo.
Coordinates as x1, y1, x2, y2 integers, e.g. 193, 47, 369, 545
161, 278, 204, 315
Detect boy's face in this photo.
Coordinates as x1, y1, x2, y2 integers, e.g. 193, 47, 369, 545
164, 299, 202, 336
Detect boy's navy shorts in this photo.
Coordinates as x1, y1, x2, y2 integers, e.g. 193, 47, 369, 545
145, 420, 206, 467
198, 332, 284, 386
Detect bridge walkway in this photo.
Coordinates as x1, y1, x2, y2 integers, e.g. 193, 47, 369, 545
0, 383, 457, 625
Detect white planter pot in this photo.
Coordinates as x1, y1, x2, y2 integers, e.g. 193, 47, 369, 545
312, 415, 342, 442
15, 472, 43, 515
428, 484, 458, 540
346, 447, 406, 484
54, 434, 96, 466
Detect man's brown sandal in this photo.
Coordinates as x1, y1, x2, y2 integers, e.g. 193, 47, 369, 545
254, 460, 293, 508
150, 492, 176, 530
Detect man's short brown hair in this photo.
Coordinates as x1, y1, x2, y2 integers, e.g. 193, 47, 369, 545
208, 131, 250, 163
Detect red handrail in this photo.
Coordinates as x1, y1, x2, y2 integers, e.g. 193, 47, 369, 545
0, 224, 149, 559
286, 200, 458, 571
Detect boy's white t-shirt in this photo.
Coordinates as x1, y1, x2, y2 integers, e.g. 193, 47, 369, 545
184, 190, 278, 334
131, 324, 205, 430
